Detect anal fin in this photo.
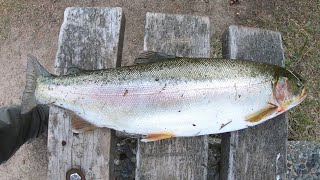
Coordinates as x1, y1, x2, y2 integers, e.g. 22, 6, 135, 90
71, 113, 97, 133
140, 132, 175, 142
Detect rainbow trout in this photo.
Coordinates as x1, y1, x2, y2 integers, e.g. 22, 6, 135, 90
22, 51, 306, 142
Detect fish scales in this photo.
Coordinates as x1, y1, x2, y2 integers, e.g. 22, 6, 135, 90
23, 54, 306, 141
41, 58, 274, 85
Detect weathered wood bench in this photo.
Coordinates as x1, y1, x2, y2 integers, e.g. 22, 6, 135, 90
47, 7, 124, 179
47, 7, 287, 180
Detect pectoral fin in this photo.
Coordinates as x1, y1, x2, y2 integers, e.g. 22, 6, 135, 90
245, 104, 278, 123
71, 114, 97, 133
135, 51, 177, 64
140, 132, 175, 142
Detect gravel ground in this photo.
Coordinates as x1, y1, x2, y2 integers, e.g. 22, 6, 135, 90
287, 141, 320, 179
114, 137, 137, 179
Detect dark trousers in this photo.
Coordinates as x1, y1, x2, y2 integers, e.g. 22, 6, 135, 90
0, 105, 49, 164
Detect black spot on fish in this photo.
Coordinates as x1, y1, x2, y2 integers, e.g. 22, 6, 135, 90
178, 110, 181, 112
181, 94, 184, 97
123, 89, 129, 96
61, 140, 66, 146
220, 120, 232, 130
238, 94, 241, 98
193, 124, 196, 126
155, 78, 159, 81
162, 83, 167, 90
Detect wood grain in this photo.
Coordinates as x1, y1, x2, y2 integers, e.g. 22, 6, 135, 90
47, 7, 124, 180
220, 25, 287, 180
136, 13, 210, 180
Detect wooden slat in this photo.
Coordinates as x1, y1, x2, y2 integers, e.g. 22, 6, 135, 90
47, 7, 124, 180
136, 13, 210, 180
220, 25, 287, 180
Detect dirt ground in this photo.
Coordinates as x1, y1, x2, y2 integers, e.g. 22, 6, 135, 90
0, 0, 318, 179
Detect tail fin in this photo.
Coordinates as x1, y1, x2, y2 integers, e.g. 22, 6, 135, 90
21, 54, 51, 114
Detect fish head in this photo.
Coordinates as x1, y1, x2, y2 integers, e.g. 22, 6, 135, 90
273, 68, 307, 111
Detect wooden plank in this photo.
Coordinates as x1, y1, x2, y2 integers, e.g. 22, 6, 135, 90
47, 7, 125, 180
220, 25, 287, 180
136, 13, 210, 180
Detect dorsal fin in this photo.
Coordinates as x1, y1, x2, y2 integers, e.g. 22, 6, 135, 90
66, 67, 83, 75
135, 51, 177, 64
